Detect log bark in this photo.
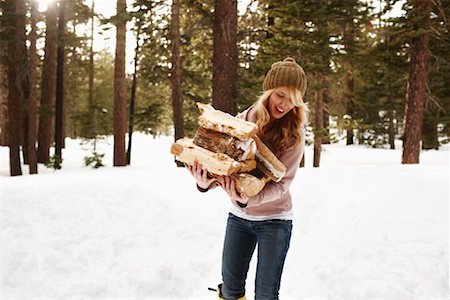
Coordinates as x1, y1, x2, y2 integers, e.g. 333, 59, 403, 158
171, 138, 243, 176
253, 135, 286, 182
193, 127, 255, 161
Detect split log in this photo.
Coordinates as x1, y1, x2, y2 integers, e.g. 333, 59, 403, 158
197, 102, 258, 141
171, 138, 255, 176
193, 127, 256, 161
230, 173, 268, 197
253, 135, 286, 182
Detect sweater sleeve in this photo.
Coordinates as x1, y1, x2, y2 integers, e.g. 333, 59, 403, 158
245, 129, 305, 208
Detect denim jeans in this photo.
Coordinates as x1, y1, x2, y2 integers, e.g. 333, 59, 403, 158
221, 213, 293, 300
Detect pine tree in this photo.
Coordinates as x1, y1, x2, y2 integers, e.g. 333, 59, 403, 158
6, 0, 23, 176
37, 0, 58, 163
402, 0, 431, 164
113, 0, 127, 166
28, 0, 38, 174
54, 0, 67, 169
171, 0, 184, 143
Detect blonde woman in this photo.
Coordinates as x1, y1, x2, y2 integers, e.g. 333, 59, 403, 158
188, 57, 308, 300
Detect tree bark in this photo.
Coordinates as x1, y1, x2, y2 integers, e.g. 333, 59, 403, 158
212, 0, 237, 114
88, 0, 96, 139
17, 0, 28, 165
0, 49, 7, 146
313, 88, 323, 168
345, 22, 354, 146
388, 109, 395, 149
6, 0, 23, 176
54, 0, 66, 169
37, 0, 58, 163
113, 0, 127, 166
402, 0, 431, 164
28, 0, 38, 174
171, 0, 184, 143
127, 21, 140, 165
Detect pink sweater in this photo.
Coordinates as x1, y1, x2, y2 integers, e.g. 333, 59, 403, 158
234, 105, 305, 216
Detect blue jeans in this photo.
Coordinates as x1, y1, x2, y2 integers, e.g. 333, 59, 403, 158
221, 213, 293, 300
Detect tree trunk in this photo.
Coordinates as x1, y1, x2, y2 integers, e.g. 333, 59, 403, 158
313, 88, 323, 168
54, 0, 66, 169
17, 0, 28, 165
6, 0, 23, 176
127, 22, 140, 165
212, 0, 237, 114
345, 23, 354, 146
0, 52, 7, 146
402, 0, 431, 164
322, 88, 330, 144
88, 0, 95, 139
388, 109, 395, 149
113, 0, 127, 166
37, 0, 58, 163
171, 0, 184, 142
28, 0, 38, 174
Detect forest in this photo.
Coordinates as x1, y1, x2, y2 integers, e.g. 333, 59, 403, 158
1, 0, 449, 176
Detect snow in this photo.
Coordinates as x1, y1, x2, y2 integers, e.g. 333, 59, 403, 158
1, 133, 448, 299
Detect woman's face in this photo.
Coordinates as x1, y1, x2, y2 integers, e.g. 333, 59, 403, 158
268, 86, 294, 119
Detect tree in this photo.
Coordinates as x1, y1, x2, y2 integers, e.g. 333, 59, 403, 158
0, 48, 6, 146
127, 9, 143, 165
37, 0, 58, 163
402, 0, 431, 164
6, 0, 23, 176
88, 0, 96, 139
28, 0, 38, 174
171, 0, 184, 143
54, 0, 67, 169
212, 0, 237, 114
113, 0, 127, 166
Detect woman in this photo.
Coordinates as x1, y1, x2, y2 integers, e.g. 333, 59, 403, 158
188, 57, 308, 300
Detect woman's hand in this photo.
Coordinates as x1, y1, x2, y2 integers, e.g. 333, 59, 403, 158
220, 176, 249, 206
187, 161, 216, 190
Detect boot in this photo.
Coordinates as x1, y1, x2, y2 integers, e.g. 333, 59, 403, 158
216, 283, 246, 300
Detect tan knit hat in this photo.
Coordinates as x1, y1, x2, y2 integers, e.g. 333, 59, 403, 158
262, 57, 307, 96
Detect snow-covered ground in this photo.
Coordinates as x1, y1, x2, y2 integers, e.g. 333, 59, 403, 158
1, 133, 448, 299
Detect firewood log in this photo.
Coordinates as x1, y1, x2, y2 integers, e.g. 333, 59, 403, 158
171, 138, 255, 176
197, 103, 258, 141
193, 127, 256, 161
230, 173, 268, 197
253, 135, 287, 182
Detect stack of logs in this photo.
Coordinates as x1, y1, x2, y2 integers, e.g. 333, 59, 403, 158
170, 103, 286, 197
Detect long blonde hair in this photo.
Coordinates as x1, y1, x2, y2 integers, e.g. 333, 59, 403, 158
254, 86, 308, 154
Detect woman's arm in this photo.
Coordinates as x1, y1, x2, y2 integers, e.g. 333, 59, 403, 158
245, 130, 305, 208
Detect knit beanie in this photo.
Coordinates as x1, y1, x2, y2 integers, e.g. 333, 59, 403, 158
262, 57, 307, 97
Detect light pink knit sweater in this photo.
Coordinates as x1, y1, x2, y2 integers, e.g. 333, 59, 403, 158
234, 105, 305, 216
